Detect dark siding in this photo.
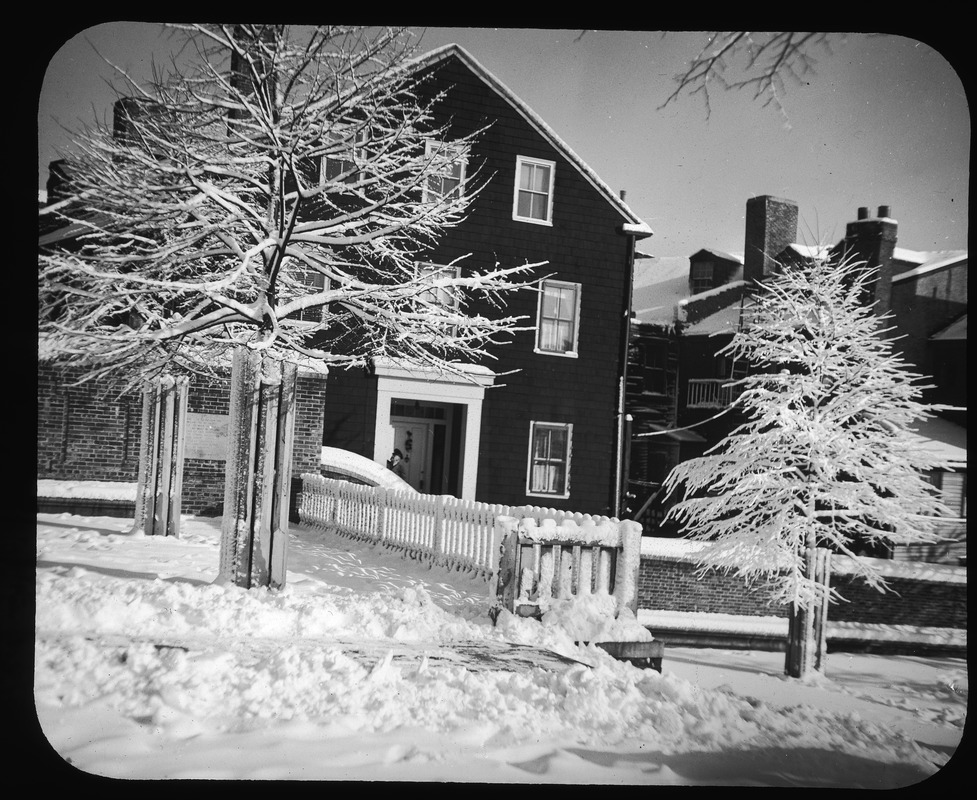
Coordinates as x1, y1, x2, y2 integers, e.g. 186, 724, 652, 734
410, 56, 634, 515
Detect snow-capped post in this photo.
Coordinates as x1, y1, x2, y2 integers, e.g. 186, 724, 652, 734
219, 349, 297, 589
662, 251, 951, 679
489, 516, 520, 621
131, 375, 188, 537
613, 520, 643, 616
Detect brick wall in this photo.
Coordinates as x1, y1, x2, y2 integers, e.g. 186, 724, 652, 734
37, 364, 142, 481
638, 552, 967, 629
37, 362, 327, 516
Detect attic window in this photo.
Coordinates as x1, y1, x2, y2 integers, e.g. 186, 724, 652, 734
691, 261, 714, 294
513, 155, 555, 225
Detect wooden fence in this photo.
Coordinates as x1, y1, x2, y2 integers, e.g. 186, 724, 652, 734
491, 516, 643, 618
298, 474, 623, 582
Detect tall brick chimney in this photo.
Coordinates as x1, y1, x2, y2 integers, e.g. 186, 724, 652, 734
841, 205, 898, 317
743, 196, 799, 285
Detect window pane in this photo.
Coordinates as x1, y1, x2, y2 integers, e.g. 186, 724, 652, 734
530, 193, 548, 220
531, 164, 550, 192
547, 427, 567, 460
557, 286, 575, 320
542, 286, 560, 317
555, 321, 573, 351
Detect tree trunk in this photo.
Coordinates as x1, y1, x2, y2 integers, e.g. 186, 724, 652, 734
218, 348, 297, 589
785, 545, 832, 678
131, 375, 188, 537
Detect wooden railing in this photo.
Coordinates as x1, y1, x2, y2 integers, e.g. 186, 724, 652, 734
491, 516, 642, 618
686, 378, 736, 409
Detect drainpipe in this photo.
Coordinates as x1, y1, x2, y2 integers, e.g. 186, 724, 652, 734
615, 200, 637, 518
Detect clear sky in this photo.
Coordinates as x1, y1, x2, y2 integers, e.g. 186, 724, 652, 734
37, 25, 970, 261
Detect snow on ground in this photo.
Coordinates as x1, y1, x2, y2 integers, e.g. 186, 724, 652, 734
33, 512, 967, 786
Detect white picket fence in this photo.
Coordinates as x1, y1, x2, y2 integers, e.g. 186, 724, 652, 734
297, 474, 623, 581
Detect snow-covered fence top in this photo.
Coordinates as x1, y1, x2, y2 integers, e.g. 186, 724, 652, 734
297, 474, 623, 580
492, 516, 643, 619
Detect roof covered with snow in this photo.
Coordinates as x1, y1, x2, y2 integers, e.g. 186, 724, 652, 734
931, 314, 966, 342
904, 415, 967, 468
632, 256, 688, 326
891, 250, 967, 283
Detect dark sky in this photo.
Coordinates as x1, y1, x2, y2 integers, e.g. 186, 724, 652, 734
38, 26, 969, 261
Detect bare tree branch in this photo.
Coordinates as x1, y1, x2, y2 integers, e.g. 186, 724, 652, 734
660, 31, 843, 125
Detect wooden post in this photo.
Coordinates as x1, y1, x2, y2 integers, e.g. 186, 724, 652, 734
131, 376, 187, 537
219, 350, 297, 589
490, 516, 520, 615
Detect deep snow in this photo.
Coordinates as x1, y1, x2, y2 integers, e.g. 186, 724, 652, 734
32, 510, 967, 786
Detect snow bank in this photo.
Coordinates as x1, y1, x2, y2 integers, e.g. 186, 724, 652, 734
33, 513, 963, 785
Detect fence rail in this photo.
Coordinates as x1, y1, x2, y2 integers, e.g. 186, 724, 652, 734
298, 474, 623, 580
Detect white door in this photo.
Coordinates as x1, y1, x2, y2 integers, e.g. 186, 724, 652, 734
391, 422, 430, 492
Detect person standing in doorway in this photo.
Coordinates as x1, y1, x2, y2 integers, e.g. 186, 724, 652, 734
387, 448, 407, 480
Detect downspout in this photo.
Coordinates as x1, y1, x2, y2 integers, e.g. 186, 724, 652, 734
614, 201, 638, 518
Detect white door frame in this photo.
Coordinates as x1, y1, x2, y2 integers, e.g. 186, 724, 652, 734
372, 360, 494, 501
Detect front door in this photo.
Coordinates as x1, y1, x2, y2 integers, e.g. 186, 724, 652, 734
391, 422, 430, 492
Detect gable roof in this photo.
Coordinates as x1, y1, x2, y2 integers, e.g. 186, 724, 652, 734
411, 44, 653, 239
891, 250, 967, 284
690, 247, 743, 264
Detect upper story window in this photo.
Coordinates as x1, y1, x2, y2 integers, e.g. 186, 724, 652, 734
422, 140, 467, 202
691, 261, 714, 295
320, 129, 365, 186
536, 279, 580, 357
513, 155, 555, 225
284, 267, 328, 324
416, 262, 461, 311
527, 421, 572, 498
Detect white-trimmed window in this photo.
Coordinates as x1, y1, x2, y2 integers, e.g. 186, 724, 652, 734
536, 279, 580, 356
513, 155, 555, 225
527, 421, 572, 498
321, 130, 365, 186
423, 140, 467, 201
416, 262, 461, 311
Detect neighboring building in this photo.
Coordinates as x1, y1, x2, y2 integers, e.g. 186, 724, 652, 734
37, 44, 653, 519
627, 197, 967, 563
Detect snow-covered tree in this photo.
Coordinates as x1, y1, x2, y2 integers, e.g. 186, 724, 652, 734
662, 253, 950, 674
38, 25, 540, 587
39, 25, 537, 381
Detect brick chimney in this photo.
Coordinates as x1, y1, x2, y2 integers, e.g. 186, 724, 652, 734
841, 205, 898, 317
743, 196, 799, 285
45, 159, 71, 205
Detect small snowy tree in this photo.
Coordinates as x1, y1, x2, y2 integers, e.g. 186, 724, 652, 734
39, 25, 539, 586
663, 253, 950, 676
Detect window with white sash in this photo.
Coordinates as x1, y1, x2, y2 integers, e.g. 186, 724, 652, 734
526, 421, 572, 498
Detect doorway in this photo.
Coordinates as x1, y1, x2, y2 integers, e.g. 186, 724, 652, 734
390, 399, 459, 495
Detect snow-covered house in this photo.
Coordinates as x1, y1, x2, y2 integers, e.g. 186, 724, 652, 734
312, 44, 652, 516
626, 197, 967, 562
37, 43, 653, 520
